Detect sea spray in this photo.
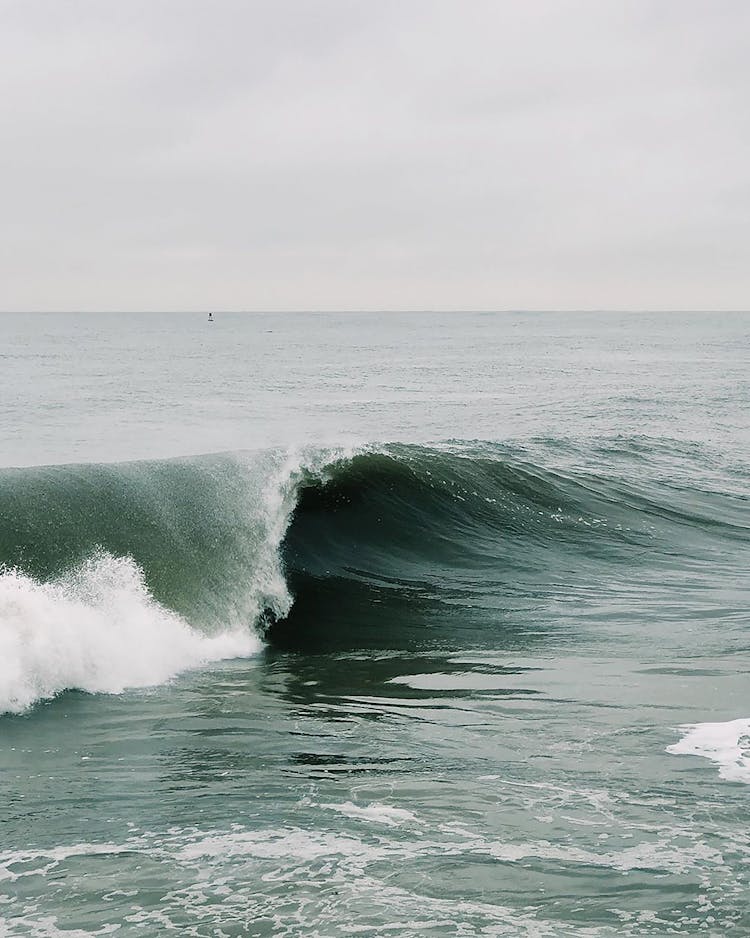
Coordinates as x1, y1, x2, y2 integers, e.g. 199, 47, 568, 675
0, 552, 260, 714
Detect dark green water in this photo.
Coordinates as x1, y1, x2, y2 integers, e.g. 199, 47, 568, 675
1, 312, 748, 935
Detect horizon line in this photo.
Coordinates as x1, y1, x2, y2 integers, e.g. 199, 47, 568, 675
1, 308, 749, 315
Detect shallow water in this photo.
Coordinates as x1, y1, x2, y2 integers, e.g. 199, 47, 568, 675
1, 312, 748, 935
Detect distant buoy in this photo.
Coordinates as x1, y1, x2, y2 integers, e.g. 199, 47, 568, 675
208, 312, 214, 322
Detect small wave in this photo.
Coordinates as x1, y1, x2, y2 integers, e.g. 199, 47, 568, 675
0, 552, 259, 714
322, 801, 419, 827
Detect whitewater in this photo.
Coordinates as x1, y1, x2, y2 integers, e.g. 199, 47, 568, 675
1, 312, 748, 936
0, 553, 259, 713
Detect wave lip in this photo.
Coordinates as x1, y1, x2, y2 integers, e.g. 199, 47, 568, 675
0, 551, 259, 715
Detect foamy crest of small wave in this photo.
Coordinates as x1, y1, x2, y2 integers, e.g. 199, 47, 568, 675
667, 718, 750, 783
0, 552, 259, 715
323, 801, 419, 827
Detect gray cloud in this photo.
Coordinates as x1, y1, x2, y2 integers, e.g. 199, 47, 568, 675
1, 0, 749, 310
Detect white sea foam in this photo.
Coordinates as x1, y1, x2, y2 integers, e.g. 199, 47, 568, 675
0, 552, 259, 715
1, 820, 732, 937
175, 828, 365, 863
0, 842, 129, 883
323, 801, 419, 827
485, 838, 723, 873
667, 718, 750, 783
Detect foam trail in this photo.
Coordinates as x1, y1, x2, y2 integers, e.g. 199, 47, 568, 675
0, 552, 259, 715
667, 718, 750, 783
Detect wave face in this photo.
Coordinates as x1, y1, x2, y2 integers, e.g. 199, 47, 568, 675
0, 450, 303, 713
273, 442, 749, 649
2, 441, 747, 710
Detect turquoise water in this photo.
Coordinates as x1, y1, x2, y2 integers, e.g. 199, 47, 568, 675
1, 312, 748, 935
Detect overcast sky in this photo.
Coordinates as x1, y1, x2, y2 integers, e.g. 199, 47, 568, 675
1, 0, 749, 311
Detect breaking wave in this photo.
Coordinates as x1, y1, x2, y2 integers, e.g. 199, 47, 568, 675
0, 552, 259, 714
1, 441, 746, 712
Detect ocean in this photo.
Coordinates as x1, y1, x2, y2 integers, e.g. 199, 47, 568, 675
1, 311, 748, 936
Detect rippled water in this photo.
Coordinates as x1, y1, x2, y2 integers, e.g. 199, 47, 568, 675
1, 312, 748, 936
